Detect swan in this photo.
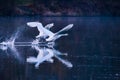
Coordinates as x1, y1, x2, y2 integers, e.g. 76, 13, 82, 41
27, 22, 73, 42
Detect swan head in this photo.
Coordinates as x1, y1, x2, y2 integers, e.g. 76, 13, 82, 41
27, 22, 43, 27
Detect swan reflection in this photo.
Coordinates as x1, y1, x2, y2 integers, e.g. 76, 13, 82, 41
27, 45, 73, 68
0, 42, 73, 68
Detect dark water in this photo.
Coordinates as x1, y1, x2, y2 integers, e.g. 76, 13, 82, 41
0, 17, 120, 80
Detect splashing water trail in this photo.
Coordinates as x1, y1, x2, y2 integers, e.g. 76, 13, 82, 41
0, 27, 24, 61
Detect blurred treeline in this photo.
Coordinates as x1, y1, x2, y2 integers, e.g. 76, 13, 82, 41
0, 0, 119, 16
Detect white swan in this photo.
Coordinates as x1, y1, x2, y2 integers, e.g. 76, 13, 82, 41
27, 22, 73, 42
27, 22, 54, 39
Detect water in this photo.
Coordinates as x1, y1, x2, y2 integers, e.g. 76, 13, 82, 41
0, 17, 120, 80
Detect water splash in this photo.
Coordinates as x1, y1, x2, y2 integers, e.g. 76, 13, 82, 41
0, 27, 24, 60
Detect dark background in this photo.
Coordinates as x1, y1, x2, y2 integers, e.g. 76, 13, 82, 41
0, 0, 119, 16
0, 0, 120, 80
0, 16, 120, 80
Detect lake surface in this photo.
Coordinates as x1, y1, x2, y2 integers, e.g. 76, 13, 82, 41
0, 17, 120, 80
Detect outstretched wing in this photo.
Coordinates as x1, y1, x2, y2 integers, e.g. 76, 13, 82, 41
55, 24, 73, 35
45, 23, 54, 30
46, 33, 68, 42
